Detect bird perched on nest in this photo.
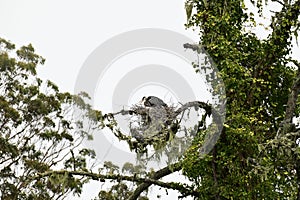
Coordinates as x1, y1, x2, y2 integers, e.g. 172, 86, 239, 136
137, 96, 169, 136
141, 96, 168, 108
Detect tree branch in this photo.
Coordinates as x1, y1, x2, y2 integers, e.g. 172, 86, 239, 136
277, 70, 300, 137
183, 43, 205, 53
128, 162, 187, 200
284, 72, 300, 123
108, 101, 212, 119
174, 101, 212, 117
271, 0, 285, 6
29, 161, 199, 199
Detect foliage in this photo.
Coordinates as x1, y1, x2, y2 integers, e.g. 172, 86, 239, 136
0, 38, 99, 199
1, 0, 300, 199
183, 0, 300, 199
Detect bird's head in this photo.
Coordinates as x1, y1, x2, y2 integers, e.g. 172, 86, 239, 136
140, 96, 150, 107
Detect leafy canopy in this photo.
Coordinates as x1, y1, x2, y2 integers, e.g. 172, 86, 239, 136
1, 0, 300, 199
183, 0, 300, 199
0, 38, 100, 199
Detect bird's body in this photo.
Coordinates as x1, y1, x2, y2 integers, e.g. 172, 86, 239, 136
137, 96, 169, 136
130, 96, 171, 141
141, 96, 168, 108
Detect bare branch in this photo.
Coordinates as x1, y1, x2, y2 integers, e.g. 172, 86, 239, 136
271, 0, 285, 6
183, 43, 206, 53
174, 101, 212, 117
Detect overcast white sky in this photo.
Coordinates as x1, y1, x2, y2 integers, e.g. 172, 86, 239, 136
0, 0, 199, 92
0, 1, 199, 199
1, 1, 299, 199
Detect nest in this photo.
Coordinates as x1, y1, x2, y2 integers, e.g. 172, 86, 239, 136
129, 104, 178, 142
103, 101, 213, 154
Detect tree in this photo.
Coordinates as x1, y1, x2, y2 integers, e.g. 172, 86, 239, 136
0, 38, 100, 199
94, 0, 300, 199
183, 0, 300, 199
1, 0, 300, 199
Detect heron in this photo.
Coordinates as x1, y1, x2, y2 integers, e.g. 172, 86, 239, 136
141, 96, 168, 108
